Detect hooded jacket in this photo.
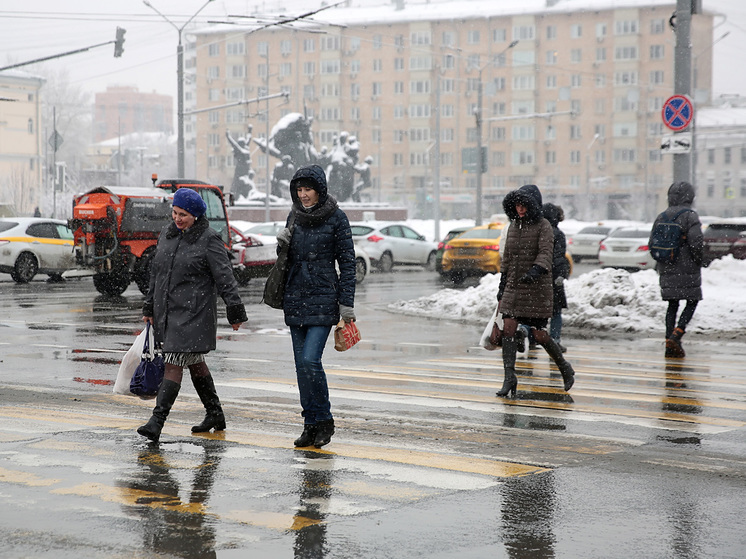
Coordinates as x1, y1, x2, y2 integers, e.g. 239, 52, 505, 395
282, 165, 356, 326
543, 203, 569, 312
499, 184, 554, 318
143, 215, 247, 353
649, 181, 703, 300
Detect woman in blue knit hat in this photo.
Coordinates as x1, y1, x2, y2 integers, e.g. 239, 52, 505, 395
137, 187, 247, 442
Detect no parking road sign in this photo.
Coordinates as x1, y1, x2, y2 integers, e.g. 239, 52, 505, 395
662, 95, 694, 132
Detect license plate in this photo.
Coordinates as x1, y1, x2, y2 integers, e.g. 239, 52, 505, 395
457, 248, 481, 256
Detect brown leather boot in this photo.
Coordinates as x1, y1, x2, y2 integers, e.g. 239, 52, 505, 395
665, 328, 686, 358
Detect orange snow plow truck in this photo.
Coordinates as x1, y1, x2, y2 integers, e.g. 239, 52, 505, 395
69, 178, 232, 296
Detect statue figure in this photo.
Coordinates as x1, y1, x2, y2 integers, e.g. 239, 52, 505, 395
327, 131, 357, 201
253, 113, 319, 170
271, 155, 295, 198
226, 126, 253, 199
352, 156, 374, 202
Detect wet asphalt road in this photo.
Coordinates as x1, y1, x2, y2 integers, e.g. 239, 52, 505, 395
1, 268, 745, 558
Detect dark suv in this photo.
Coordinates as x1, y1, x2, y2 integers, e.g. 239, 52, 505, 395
702, 220, 746, 265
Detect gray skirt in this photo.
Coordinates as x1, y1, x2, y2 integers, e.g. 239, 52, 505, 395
163, 352, 206, 367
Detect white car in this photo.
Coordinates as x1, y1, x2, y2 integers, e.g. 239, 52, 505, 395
0, 217, 77, 283
350, 222, 437, 272
568, 225, 618, 262
598, 226, 655, 271
241, 222, 286, 243
352, 246, 371, 284
230, 226, 277, 286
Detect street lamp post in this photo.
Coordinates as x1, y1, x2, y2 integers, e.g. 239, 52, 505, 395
586, 133, 600, 221
474, 40, 518, 226
144, 0, 214, 178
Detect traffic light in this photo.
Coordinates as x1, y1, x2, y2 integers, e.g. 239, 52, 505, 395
114, 27, 126, 58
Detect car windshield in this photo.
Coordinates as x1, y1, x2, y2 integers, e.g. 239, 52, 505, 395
459, 229, 501, 240
0, 221, 18, 233
350, 225, 375, 236
609, 229, 650, 238
246, 224, 281, 235
578, 226, 612, 235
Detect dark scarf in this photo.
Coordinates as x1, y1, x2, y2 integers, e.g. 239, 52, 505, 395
292, 195, 338, 227
166, 214, 210, 243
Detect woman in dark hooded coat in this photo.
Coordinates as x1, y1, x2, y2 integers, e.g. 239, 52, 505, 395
648, 181, 703, 357
138, 188, 247, 442
276, 164, 356, 448
542, 203, 570, 351
496, 185, 575, 397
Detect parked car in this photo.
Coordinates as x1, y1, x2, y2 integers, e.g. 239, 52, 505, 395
598, 226, 655, 271
349, 222, 437, 272
0, 217, 77, 283
242, 222, 286, 243
702, 219, 746, 265
230, 226, 277, 286
567, 225, 618, 262
732, 230, 746, 260
440, 223, 505, 283
435, 226, 472, 273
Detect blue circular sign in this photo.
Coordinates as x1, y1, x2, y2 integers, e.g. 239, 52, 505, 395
662, 95, 694, 132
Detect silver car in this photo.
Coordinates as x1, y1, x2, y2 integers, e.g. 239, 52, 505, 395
598, 226, 655, 271
568, 225, 617, 262
350, 222, 437, 273
0, 217, 77, 283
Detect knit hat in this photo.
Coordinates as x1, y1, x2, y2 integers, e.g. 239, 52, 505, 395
173, 188, 207, 218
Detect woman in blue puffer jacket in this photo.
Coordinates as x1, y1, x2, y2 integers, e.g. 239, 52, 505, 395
277, 164, 356, 448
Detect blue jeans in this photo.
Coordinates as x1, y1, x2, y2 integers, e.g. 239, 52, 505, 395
289, 325, 333, 424
550, 311, 562, 342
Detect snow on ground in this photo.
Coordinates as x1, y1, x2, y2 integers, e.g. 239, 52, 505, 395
387, 255, 746, 338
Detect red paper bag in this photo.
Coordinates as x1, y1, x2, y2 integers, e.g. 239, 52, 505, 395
334, 320, 361, 351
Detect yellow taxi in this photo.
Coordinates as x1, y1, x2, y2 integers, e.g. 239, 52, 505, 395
440, 222, 505, 284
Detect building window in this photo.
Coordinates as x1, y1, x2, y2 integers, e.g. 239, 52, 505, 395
467, 30, 480, 45
493, 28, 507, 42
570, 24, 582, 38
28, 118, 33, 134
613, 149, 637, 163
615, 20, 639, 35
303, 62, 315, 76
257, 42, 268, 56
570, 125, 582, 140
512, 150, 535, 165
513, 25, 535, 40
209, 88, 220, 101
615, 46, 638, 61
596, 48, 607, 62
546, 151, 556, 164
491, 127, 506, 141
546, 25, 557, 40
571, 74, 582, 88
208, 43, 220, 56
596, 23, 607, 38
372, 82, 382, 97
570, 150, 581, 164
321, 36, 340, 51
708, 149, 715, 164
546, 50, 557, 65
651, 19, 665, 34
303, 39, 315, 53
394, 153, 404, 166
650, 45, 665, 60
207, 66, 220, 79
649, 70, 665, 85
231, 64, 246, 79
227, 42, 245, 55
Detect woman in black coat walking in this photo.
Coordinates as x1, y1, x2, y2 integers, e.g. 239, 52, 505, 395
138, 188, 247, 442
649, 181, 703, 357
542, 203, 570, 352
277, 164, 356, 448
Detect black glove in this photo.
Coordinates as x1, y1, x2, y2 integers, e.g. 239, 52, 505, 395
519, 264, 546, 284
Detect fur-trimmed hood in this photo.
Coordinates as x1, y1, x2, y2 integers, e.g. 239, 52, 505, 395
290, 164, 328, 207
503, 184, 544, 224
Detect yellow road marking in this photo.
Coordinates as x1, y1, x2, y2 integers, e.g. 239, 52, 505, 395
0, 405, 546, 479
0, 466, 60, 487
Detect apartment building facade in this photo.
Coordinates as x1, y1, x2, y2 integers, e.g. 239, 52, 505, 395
189, 0, 713, 221
93, 86, 173, 143
0, 70, 45, 215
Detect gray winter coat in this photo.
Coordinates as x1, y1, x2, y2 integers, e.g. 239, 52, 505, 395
499, 184, 554, 318
649, 181, 704, 301
143, 216, 247, 353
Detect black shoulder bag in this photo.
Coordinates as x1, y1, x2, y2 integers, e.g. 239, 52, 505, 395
262, 212, 296, 309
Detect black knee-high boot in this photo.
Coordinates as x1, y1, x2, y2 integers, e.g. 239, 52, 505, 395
191, 375, 226, 433
540, 337, 575, 391
137, 379, 181, 442
497, 337, 518, 398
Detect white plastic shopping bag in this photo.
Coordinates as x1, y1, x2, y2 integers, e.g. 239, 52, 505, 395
479, 304, 503, 351
112, 327, 150, 395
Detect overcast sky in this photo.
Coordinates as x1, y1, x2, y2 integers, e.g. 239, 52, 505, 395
1, 0, 745, 103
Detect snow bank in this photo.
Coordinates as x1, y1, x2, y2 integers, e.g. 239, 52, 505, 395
387, 256, 746, 338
